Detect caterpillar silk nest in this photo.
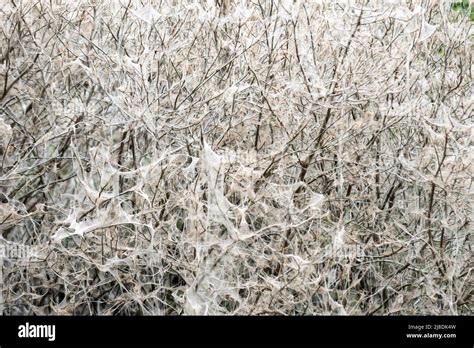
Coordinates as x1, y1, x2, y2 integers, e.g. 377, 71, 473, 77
0, 117, 12, 146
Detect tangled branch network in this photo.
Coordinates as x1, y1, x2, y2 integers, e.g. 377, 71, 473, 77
0, 0, 472, 315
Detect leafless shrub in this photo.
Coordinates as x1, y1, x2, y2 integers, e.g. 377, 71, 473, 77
0, 0, 472, 315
